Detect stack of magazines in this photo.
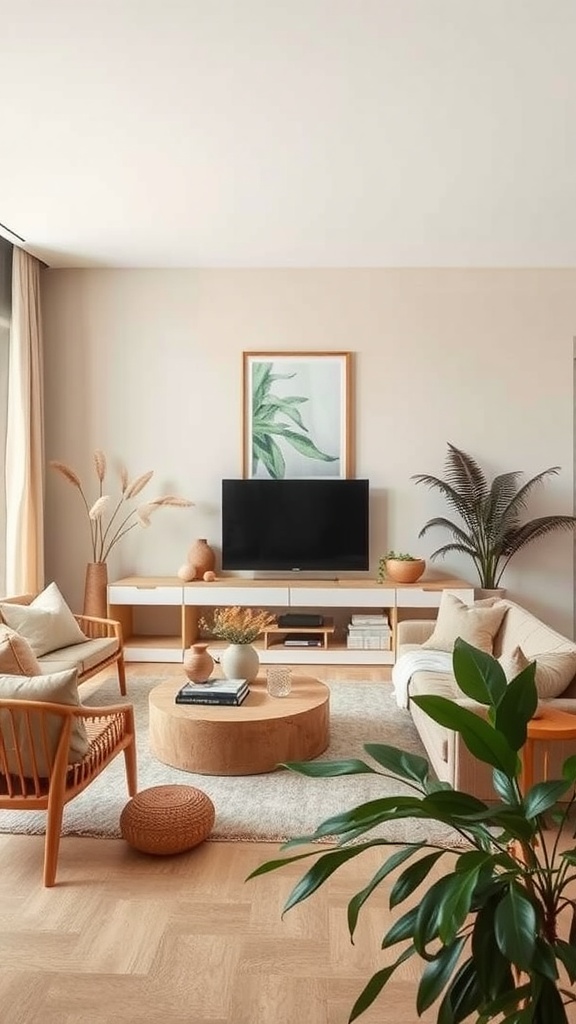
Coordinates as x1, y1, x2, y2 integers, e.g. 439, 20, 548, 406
175, 678, 249, 706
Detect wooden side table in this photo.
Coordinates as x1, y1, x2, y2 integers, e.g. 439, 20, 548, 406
520, 706, 576, 793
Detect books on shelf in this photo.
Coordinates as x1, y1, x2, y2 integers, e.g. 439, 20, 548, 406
175, 678, 249, 706
350, 613, 390, 626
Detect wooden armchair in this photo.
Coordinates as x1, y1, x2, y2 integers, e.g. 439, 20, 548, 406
0, 697, 137, 885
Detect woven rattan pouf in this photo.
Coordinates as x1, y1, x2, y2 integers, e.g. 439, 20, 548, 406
120, 784, 215, 855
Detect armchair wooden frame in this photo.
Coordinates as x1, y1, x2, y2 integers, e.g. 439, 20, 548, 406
0, 698, 137, 885
1, 595, 127, 696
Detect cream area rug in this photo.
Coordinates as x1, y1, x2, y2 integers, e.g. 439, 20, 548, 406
0, 676, 464, 847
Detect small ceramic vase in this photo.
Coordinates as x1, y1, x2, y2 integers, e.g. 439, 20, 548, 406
183, 642, 214, 684
220, 643, 259, 683
187, 538, 216, 577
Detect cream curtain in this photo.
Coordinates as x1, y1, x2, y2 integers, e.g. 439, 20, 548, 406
5, 247, 45, 594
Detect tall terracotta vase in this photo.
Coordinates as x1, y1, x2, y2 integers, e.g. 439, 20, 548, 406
187, 538, 216, 577
83, 561, 109, 619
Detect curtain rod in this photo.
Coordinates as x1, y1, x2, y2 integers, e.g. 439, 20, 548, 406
0, 220, 50, 268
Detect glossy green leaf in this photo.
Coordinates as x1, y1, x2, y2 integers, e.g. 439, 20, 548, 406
437, 867, 481, 944
471, 899, 515, 1001
390, 850, 445, 908
562, 754, 576, 782
492, 768, 520, 804
494, 886, 537, 969
533, 976, 569, 1023
481, 981, 532, 1020
531, 937, 558, 981
421, 789, 490, 818
281, 843, 383, 914
382, 906, 419, 948
347, 845, 425, 939
414, 875, 463, 953
523, 779, 572, 819
281, 757, 378, 777
560, 848, 576, 866
363, 741, 430, 783
452, 638, 507, 706
555, 939, 576, 982
349, 946, 416, 1022
437, 958, 483, 1024
494, 668, 538, 750
411, 694, 518, 775
417, 937, 466, 1014
273, 426, 337, 463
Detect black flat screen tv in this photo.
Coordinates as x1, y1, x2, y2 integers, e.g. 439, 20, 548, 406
221, 478, 369, 572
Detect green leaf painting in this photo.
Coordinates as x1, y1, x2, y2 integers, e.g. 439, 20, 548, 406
246, 356, 347, 478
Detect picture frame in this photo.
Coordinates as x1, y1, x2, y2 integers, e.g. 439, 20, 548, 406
242, 351, 353, 479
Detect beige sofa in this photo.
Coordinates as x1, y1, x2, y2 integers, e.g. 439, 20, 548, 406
0, 594, 126, 695
397, 600, 576, 800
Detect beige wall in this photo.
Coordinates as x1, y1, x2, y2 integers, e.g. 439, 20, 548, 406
42, 269, 576, 636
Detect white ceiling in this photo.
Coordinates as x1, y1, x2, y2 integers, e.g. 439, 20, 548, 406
2, 0, 576, 269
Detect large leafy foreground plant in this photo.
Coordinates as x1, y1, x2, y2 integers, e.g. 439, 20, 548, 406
248, 640, 576, 1023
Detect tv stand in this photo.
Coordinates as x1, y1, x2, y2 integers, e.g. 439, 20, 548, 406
108, 575, 474, 666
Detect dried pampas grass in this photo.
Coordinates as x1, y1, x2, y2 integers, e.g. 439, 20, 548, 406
50, 451, 193, 562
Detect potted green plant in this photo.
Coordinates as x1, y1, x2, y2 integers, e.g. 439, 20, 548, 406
378, 550, 426, 584
248, 639, 576, 1023
411, 442, 576, 591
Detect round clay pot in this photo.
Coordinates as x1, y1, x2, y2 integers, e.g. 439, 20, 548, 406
187, 538, 216, 577
183, 643, 214, 684
384, 558, 426, 584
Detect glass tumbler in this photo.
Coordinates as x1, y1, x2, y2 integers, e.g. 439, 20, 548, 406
266, 666, 292, 697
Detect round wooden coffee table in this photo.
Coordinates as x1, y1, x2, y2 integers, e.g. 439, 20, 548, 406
148, 675, 330, 775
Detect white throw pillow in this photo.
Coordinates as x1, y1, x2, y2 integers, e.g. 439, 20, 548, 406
0, 583, 87, 657
0, 667, 89, 776
497, 645, 576, 699
422, 592, 508, 655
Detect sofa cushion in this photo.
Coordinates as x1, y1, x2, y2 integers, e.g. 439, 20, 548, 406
532, 651, 576, 699
0, 582, 87, 657
498, 645, 530, 682
38, 637, 119, 675
422, 593, 508, 655
0, 626, 42, 675
0, 668, 89, 776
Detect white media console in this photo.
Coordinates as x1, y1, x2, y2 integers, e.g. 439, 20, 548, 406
108, 575, 474, 666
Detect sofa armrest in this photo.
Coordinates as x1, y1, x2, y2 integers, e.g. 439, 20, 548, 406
74, 614, 124, 644
397, 619, 435, 646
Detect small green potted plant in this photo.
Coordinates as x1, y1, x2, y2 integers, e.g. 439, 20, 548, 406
412, 442, 576, 591
378, 549, 426, 584
248, 639, 576, 1023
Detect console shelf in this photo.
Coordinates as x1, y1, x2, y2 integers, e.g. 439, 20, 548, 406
108, 575, 474, 665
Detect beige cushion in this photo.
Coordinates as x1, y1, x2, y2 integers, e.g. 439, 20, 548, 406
0, 626, 42, 675
38, 637, 119, 675
498, 644, 530, 682
498, 644, 576, 699
422, 593, 508, 655
0, 583, 86, 657
0, 668, 89, 776
533, 651, 576, 699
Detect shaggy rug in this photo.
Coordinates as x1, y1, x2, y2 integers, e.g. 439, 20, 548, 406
0, 676, 465, 847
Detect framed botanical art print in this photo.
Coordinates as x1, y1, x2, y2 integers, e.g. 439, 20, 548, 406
242, 351, 352, 479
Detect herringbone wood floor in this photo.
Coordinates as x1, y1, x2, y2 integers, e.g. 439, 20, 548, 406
0, 664, 574, 1024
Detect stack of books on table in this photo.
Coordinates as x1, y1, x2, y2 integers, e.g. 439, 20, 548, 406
346, 614, 392, 650
175, 679, 249, 706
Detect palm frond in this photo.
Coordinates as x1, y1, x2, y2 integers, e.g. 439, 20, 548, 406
443, 443, 489, 505
501, 516, 576, 556
417, 517, 474, 548
410, 476, 480, 529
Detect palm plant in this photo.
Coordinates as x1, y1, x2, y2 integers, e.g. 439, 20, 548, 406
248, 639, 576, 1023
411, 442, 576, 589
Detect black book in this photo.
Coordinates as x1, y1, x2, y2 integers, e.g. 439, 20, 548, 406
175, 679, 249, 706
175, 690, 249, 706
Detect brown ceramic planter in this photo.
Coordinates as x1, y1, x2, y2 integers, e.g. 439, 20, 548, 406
384, 558, 426, 584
